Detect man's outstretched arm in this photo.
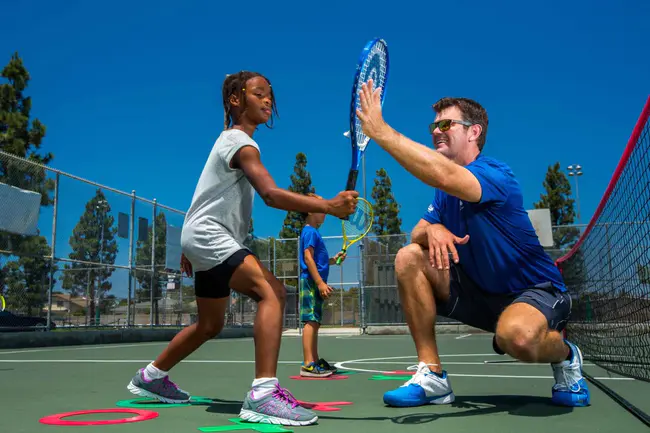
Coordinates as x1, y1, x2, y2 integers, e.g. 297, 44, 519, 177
356, 82, 482, 203
374, 127, 481, 203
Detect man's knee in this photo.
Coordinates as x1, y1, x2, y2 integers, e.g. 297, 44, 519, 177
495, 304, 546, 362
395, 243, 426, 276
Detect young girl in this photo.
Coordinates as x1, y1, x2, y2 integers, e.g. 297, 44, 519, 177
127, 71, 358, 426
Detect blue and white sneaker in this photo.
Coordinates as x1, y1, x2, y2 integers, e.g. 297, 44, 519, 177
551, 340, 590, 407
383, 362, 455, 407
300, 361, 332, 378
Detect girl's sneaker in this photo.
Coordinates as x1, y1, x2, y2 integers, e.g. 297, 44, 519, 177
239, 383, 318, 426
127, 369, 190, 403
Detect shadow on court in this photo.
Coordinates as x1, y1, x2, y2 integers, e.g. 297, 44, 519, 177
127, 397, 245, 415
315, 395, 572, 425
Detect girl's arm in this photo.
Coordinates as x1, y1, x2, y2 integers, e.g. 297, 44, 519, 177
233, 146, 357, 218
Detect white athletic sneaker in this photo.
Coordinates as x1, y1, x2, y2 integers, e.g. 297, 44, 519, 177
383, 362, 455, 407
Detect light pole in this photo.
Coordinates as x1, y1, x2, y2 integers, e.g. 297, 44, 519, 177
567, 164, 583, 224
95, 199, 108, 326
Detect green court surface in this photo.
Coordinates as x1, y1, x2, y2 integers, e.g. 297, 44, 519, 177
1, 333, 648, 433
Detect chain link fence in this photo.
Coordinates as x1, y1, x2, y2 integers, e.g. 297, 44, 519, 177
1, 150, 586, 333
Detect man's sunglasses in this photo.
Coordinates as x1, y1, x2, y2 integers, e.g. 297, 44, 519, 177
429, 119, 473, 134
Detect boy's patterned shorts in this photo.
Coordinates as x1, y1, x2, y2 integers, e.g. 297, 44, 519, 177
300, 277, 323, 324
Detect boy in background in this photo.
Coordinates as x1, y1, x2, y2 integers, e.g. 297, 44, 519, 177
299, 193, 346, 377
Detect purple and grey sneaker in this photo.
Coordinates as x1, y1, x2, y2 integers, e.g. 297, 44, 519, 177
239, 383, 318, 426
127, 368, 190, 403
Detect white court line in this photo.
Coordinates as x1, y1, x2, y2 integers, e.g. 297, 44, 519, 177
455, 334, 472, 339
352, 361, 597, 367
0, 359, 597, 367
334, 354, 630, 381
0, 358, 631, 381
336, 336, 412, 340
445, 373, 632, 381
0, 342, 169, 355
334, 354, 500, 374
0, 359, 299, 364
335, 334, 478, 340
0, 337, 253, 356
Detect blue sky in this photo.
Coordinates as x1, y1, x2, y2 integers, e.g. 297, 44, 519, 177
2, 0, 649, 295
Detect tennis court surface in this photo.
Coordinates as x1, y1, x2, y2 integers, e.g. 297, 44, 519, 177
1, 332, 648, 433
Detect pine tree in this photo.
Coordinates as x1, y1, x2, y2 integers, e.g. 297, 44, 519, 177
276, 152, 315, 291
0, 52, 50, 163
533, 162, 580, 252
370, 168, 406, 254
278, 152, 315, 240
2, 236, 56, 316
0, 52, 55, 315
60, 190, 118, 323
534, 162, 587, 308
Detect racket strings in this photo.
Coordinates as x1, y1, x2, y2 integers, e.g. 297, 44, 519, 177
354, 42, 388, 148
343, 199, 373, 241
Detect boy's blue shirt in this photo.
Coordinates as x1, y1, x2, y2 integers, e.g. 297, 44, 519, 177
299, 225, 330, 283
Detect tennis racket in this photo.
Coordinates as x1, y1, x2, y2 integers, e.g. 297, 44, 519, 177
336, 197, 374, 264
343, 38, 390, 192
0, 294, 5, 312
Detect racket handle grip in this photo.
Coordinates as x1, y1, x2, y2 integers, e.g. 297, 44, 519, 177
345, 169, 359, 191
336, 249, 346, 265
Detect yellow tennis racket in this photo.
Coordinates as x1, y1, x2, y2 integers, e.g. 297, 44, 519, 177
336, 197, 374, 264
0, 295, 5, 312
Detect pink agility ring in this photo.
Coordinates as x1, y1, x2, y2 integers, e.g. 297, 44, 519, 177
39, 408, 159, 426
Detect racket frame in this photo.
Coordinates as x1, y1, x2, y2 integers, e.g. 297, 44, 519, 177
345, 38, 390, 192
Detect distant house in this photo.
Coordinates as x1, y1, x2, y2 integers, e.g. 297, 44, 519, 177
45, 293, 87, 315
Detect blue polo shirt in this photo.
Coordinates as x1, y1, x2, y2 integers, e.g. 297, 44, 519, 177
423, 154, 566, 295
299, 225, 330, 283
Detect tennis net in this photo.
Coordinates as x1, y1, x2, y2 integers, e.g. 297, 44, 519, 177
556, 96, 650, 382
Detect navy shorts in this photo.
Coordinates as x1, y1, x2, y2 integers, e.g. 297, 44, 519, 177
194, 249, 253, 299
436, 263, 571, 333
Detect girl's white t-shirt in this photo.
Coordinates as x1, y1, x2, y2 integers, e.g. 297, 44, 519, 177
181, 129, 259, 272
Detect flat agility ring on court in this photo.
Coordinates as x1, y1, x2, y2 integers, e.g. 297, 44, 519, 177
39, 408, 159, 426
115, 396, 214, 408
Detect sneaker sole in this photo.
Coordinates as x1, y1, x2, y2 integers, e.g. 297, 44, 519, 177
384, 392, 455, 407
127, 382, 190, 404
239, 409, 318, 426
299, 370, 333, 378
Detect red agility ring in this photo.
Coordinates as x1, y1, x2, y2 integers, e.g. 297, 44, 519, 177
39, 408, 159, 426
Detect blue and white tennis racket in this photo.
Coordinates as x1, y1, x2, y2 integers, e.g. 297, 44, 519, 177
344, 38, 390, 191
